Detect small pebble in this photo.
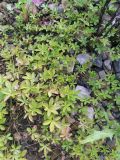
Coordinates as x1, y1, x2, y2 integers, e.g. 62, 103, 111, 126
103, 14, 111, 22
116, 73, 120, 80
57, 4, 64, 13
76, 85, 91, 99
87, 107, 94, 120
93, 56, 103, 68
77, 54, 91, 65
104, 59, 112, 70
113, 60, 120, 73
99, 70, 106, 79
48, 3, 57, 10
102, 52, 108, 60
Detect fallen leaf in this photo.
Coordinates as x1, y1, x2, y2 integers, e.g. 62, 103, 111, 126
60, 126, 72, 140
14, 132, 22, 141
48, 89, 59, 97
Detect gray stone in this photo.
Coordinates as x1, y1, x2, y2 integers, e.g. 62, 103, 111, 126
77, 54, 90, 65
116, 73, 120, 80
113, 60, 120, 73
57, 4, 64, 13
32, 0, 45, 6
102, 52, 109, 60
103, 14, 111, 22
104, 60, 112, 70
93, 56, 103, 68
76, 85, 91, 99
112, 16, 120, 25
99, 154, 105, 160
99, 70, 106, 79
87, 107, 94, 120
108, 2, 120, 25
48, 3, 57, 10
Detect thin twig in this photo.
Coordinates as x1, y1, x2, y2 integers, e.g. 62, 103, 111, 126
96, 0, 111, 35
100, 4, 120, 36
25, 142, 39, 148
103, 20, 120, 37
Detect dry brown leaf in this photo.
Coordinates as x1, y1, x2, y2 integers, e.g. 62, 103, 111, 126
60, 126, 72, 140
48, 89, 59, 97
14, 132, 22, 141
66, 116, 75, 124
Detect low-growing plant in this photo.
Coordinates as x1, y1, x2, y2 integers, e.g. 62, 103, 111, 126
0, 0, 120, 159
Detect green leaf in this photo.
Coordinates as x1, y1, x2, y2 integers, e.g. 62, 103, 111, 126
50, 122, 55, 132
81, 129, 114, 144
43, 120, 51, 125
0, 92, 5, 102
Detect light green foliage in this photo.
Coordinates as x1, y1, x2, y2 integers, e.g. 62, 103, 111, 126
16, 0, 31, 8
81, 129, 114, 144
0, 0, 120, 159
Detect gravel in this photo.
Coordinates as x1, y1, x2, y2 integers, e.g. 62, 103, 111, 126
104, 60, 112, 71
93, 56, 103, 68
113, 60, 120, 73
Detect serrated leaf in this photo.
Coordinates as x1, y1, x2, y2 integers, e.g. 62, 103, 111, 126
81, 129, 114, 144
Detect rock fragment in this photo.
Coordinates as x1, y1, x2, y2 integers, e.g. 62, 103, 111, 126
113, 60, 120, 73
76, 85, 91, 98
104, 60, 112, 71
99, 70, 106, 79
77, 54, 91, 65
93, 56, 103, 68
87, 107, 94, 120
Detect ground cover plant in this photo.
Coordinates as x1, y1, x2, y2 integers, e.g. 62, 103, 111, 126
0, 0, 120, 159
